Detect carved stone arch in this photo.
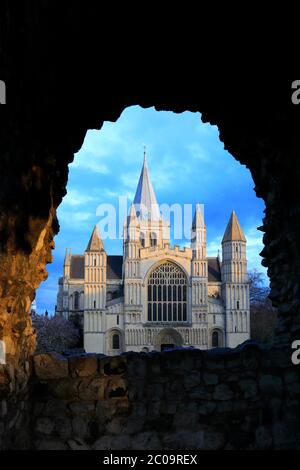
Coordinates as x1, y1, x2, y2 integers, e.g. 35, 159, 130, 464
154, 327, 183, 351
209, 327, 224, 348
143, 258, 190, 286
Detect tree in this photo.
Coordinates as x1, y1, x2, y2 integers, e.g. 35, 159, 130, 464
32, 313, 80, 354
248, 269, 277, 344
248, 269, 270, 303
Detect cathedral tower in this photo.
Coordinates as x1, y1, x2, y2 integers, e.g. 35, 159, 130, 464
123, 203, 141, 306
221, 211, 250, 347
191, 204, 208, 327
84, 225, 107, 351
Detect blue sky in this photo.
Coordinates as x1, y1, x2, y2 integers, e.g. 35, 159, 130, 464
35, 106, 268, 313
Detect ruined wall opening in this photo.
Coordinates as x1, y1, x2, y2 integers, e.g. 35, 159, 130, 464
0, 93, 298, 449
0, 16, 298, 446
34, 105, 270, 356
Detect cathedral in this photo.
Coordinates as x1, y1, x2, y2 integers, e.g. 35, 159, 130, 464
56, 153, 250, 355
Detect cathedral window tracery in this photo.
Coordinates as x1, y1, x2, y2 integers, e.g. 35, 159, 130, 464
147, 262, 188, 323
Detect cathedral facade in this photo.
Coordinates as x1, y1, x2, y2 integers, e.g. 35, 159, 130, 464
56, 153, 250, 355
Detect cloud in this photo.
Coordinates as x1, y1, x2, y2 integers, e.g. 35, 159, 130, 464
244, 226, 266, 274
58, 208, 94, 228
72, 150, 110, 174
62, 188, 97, 207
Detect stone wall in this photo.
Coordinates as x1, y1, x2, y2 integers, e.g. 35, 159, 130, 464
29, 343, 300, 450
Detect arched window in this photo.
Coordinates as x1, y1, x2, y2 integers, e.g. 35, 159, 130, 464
112, 333, 120, 350
140, 232, 145, 247
147, 261, 188, 323
212, 330, 219, 348
74, 291, 79, 309
150, 232, 157, 247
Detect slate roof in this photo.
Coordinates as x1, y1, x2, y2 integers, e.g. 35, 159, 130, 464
69, 254, 220, 282
107, 255, 123, 279
207, 257, 221, 282
86, 225, 104, 251
69, 254, 123, 280
70, 255, 85, 279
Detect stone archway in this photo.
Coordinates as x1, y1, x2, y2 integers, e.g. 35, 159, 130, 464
154, 328, 183, 351
0, 3, 299, 449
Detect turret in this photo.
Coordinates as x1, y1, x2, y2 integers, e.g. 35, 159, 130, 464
125, 203, 140, 248
123, 203, 141, 304
84, 225, 107, 310
221, 211, 250, 347
191, 203, 207, 276
190, 203, 208, 310
221, 211, 247, 283
63, 248, 72, 278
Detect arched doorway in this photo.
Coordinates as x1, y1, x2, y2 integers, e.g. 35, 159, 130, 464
211, 329, 223, 348
155, 327, 183, 352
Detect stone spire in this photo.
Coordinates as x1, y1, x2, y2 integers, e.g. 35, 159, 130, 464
222, 211, 246, 243
86, 225, 105, 251
133, 151, 160, 220
128, 201, 138, 222
63, 248, 71, 277
191, 203, 206, 265
192, 203, 205, 228
64, 248, 71, 265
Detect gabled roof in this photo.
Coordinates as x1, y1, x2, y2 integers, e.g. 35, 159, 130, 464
69, 254, 221, 282
133, 152, 160, 221
70, 255, 84, 279
222, 211, 246, 243
86, 225, 105, 251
